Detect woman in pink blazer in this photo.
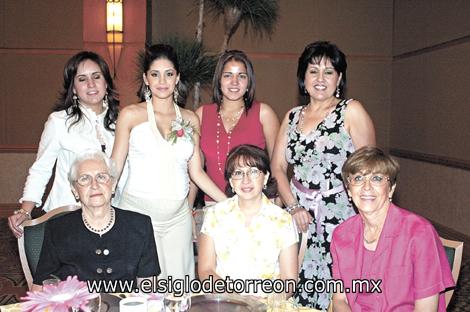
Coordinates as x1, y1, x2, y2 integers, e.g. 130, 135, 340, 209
331, 146, 454, 311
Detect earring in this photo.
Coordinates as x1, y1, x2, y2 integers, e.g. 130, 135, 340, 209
111, 191, 115, 198
263, 184, 267, 190
103, 93, 109, 108
335, 86, 340, 98
74, 195, 79, 201
144, 85, 152, 102
302, 86, 308, 95
72, 94, 79, 107
231, 186, 234, 193
348, 195, 352, 202
389, 196, 392, 202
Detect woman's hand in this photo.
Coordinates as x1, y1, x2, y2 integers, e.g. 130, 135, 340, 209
8, 212, 29, 238
291, 207, 313, 233
8, 202, 34, 238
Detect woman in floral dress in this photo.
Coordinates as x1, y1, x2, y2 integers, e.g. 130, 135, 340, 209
271, 41, 375, 309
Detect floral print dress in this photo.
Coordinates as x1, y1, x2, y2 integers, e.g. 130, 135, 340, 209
286, 99, 356, 310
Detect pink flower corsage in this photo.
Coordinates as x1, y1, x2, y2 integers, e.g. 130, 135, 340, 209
167, 118, 195, 144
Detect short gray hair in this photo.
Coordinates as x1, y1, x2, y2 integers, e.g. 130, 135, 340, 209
68, 150, 118, 184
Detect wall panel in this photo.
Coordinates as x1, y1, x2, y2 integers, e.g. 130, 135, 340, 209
2, 0, 82, 49
392, 43, 470, 160
394, 158, 470, 236
2, 53, 74, 145
392, 0, 470, 234
394, 0, 470, 55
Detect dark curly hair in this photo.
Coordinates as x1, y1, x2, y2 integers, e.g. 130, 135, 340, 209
297, 41, 347, 100
136, 44, 187, 107
224, 144, 277, 198
53, 51, 119, 131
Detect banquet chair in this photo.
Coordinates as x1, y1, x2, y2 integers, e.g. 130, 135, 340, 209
17, 205, 80, 290
440, 237, 463, 307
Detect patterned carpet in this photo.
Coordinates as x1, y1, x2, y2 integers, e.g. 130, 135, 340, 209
0, 219, 27, 305
449, 257, 470, 311
0, 218, 468, 310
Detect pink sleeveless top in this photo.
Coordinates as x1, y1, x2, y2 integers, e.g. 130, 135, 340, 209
200, 102, 266, 201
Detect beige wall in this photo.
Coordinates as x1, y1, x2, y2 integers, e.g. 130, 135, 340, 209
152, 0, 393, 148
0, 0, 83, 145
0, 0, 145, 206
391, 0, 470, 235
1, 0, 468, 236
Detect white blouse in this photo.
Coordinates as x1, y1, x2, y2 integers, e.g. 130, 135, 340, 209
20, 105, 125, 212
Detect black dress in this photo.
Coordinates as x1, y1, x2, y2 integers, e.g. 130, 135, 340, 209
34, 208, 160, 289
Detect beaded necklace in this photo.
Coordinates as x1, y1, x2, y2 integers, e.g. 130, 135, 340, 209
82, 207, 115, 236
215, 107, 244, 173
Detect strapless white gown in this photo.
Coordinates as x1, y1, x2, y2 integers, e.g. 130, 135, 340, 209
119, 101, 195, 280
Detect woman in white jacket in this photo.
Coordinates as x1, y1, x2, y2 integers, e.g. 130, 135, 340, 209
8, 51, 121, 238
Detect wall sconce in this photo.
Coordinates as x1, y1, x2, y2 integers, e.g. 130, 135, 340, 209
106, 0, 123, 78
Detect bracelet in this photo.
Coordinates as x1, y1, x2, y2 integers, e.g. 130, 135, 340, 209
285, 202, 302, 214
14, 208, 32, 220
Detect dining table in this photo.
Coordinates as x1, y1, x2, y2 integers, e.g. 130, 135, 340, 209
0, 293, 322, 312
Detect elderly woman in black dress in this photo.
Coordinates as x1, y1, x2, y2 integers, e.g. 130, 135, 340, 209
32, 150, 159, 291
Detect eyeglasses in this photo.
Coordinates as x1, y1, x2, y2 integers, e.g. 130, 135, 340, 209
348, 174, 390, 187
231, 168, 262, 180
75, 173, 111, 187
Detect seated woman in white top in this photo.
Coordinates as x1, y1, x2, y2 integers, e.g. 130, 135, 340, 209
198, 144, 298, 297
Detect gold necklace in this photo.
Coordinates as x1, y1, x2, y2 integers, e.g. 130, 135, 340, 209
363, 226, 381, 244
363, 235, 378, 244
298, 101, 338, 134
219, 107, 244, 125
82, 207, 115, 235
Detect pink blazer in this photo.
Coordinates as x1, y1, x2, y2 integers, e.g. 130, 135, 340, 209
331, 204, 454, 311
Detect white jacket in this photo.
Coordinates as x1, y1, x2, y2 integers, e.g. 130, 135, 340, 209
20, 105, 125, 212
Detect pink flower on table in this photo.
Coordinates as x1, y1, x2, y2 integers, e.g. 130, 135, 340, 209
21, 275, 98, 312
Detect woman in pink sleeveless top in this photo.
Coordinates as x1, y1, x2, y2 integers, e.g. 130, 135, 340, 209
195, 50, 280, 203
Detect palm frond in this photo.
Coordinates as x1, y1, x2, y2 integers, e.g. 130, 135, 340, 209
157, 36, 217, 89
205, 0, 279, 38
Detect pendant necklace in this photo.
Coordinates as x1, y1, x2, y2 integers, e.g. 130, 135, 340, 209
95, 121, 106, 153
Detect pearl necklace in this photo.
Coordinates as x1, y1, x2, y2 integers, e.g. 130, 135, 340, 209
215, 107, 244, 173
82, 207, 115, 236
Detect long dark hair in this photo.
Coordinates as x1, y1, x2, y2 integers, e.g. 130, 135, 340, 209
136, 44, 187, 107
212, 50, 256, 112
53, 51, 119, 131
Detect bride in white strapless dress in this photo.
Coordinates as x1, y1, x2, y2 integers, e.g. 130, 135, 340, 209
111, 44, 226, 280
